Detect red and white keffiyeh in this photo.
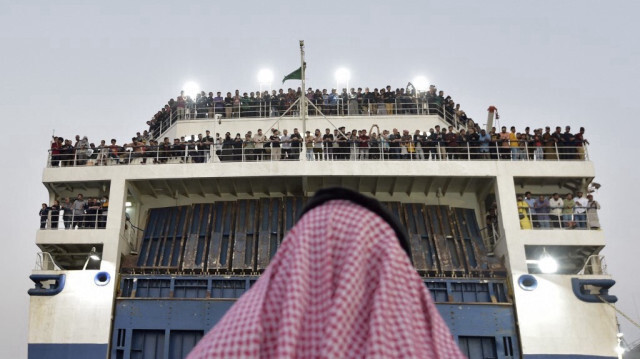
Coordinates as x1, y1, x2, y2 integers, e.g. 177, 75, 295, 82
188, 199, 465, 359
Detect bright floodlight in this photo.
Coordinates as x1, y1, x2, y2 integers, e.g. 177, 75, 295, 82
413, 76, 430, 92
257, 69, 274, 84
538, 250, 558, 274
335, 68, 351, 83
89, 247, 100, 261
183, 81, 200, 99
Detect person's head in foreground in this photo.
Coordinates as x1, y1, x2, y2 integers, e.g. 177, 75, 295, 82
188, 188, 465, 358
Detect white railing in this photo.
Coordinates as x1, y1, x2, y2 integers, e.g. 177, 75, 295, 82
40, 208, 107, 230
34, 252, 59, 271
150, 99, 463, 139
577, 255, 607, 275
47, 142, 590, 167
518, 203, 600, 230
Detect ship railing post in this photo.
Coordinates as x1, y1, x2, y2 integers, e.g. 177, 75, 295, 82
395, 99, 398, 115
555, 142, 560, 161
496, 143, 501, 161
525, 142, 529, 161
467, 142, 471, 161
442, 104, 446, 122
583, 143, 589, 161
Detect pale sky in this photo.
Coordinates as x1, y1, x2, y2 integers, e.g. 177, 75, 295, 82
1, 1, 639, 357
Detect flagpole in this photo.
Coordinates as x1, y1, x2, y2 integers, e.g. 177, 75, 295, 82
299, 40, 307, 161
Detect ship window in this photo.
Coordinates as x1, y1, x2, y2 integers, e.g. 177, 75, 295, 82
458, 336, 497, 359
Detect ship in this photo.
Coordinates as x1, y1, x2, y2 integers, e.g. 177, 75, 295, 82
28, 56, 620, 358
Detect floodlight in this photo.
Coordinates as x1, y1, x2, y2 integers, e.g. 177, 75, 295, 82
335, 68, 351, 83
83, 247, 101, 270
89, 247, 100, 261
413, 76, 430, 92
183, 81, 200, 99
538, 248, 558, 274
257, 69, 274, 84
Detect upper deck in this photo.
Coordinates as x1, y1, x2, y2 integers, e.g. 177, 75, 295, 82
44, 112, 593, 184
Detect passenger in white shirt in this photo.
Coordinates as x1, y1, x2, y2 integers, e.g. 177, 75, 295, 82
573, 191, 588, 229
549, 193, 564, 229
281, 129, 292, 160
252, 129, 267, 161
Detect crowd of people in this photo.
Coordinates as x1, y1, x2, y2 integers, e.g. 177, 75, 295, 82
39, 194, 108, 229
145, 84, 470, 139
48, 124, 589, 166
517, 191, 600, 230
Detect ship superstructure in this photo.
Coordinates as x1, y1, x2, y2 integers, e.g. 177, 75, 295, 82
29, 98, 619, 359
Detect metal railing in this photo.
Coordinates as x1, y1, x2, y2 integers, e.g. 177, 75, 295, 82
518, 203, 600, 230
40, 208, 108, 230
34, 252, 59, 271
47, 142, 590, 167
149, 99, 464, 139
577, 255, 607, 275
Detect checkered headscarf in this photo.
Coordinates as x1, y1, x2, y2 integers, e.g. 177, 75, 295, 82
188, 199, 465, 358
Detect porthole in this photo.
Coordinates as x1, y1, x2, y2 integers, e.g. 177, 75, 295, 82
518, 274, 538, 291
94, 271, 111, 286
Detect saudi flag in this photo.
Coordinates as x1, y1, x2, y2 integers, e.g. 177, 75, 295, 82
282, 67, 302, 84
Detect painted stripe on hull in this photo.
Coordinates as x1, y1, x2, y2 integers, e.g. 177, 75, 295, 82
28, 344, 107, 359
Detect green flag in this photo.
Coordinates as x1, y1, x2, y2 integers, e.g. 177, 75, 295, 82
282, 67, 302, 83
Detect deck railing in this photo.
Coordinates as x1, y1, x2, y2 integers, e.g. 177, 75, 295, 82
39, 208, 107, 230
47, 142, 589, 167
151, 99, 461, 139
518, 203, 600, 230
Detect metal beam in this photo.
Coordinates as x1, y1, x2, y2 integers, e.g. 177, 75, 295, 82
441, 177, 452, 197
405, 177, 416, 196
459, 178, 472, 196
389, 176, 398, 196
212, 179, 222, 197
178, 179, 191, 198
162, 180, 177, 199
126, 182, 145, 206
423, 177, 434, 196
230, 179, 238, 197
196, 179, 207, 198
248, 179, 255, 197
145, 181, 158, 199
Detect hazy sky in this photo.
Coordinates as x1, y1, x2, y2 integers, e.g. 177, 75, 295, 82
2, 1, 639, 357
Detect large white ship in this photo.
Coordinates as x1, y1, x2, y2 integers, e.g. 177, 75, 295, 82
28, 63, 621, 358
